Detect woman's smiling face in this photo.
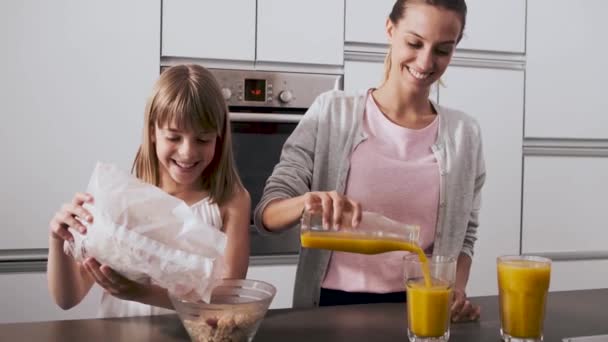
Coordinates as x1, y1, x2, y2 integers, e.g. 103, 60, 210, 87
386, 3, 462, 90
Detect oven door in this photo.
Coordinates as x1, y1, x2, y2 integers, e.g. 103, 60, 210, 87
231, 111, 303, 256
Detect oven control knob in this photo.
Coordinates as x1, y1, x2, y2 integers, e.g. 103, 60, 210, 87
278, 90, 294, 104
221, 88, 232, 100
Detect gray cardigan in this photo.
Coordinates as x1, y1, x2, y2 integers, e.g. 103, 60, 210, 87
253, 90, 486, 308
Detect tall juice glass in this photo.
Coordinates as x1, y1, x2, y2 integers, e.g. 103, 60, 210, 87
497, 255, 551, 342
404, 254, 456, 342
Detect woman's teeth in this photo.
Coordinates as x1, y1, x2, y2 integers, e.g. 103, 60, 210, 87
407, 67, 431, 80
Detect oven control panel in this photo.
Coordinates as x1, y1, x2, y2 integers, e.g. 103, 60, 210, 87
208, 68, 341, 108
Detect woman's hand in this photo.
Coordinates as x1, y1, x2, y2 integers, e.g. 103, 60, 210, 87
49, 192, 94, 242
451, 288, 481, 322
303, 191, 362, 229
83, 258, 144, 302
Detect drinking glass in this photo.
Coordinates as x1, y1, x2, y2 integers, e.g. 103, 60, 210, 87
404, 254, 456, 342
497, 255, 551, 342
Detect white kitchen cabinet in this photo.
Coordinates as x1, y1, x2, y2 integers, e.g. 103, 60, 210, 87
344, 0, 525, 53
247, 264, 297, 309
0, 272, 103, 323
457, 0, 526, 53
162, 0, 256, 61
522, 156, 608, 254
526, 0, 608, 139
345, 0, 394, 44
344, 60, 385, 93
343, 60, 438, 102
0, 0, 160, 250
550, 260, 608, 292
256, 0, 344, 66
439, 66, 525, 296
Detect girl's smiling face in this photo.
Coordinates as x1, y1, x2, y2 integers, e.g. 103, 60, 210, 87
154, 122, 217, 191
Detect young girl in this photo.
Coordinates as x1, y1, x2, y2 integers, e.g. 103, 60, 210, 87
47, 64, 250, 317
255, 0, 482, 322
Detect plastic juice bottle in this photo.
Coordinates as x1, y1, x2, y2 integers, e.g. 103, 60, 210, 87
497, 259, 551, 338
406, 279, 452, 337
299, 211, 431, 286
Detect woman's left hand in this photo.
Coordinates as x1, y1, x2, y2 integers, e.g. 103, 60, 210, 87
83, 258, 144, 301
451, 288, 481, 322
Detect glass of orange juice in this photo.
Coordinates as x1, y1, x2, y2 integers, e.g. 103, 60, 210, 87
497, 255, 551, 342
404, 254, 456, 342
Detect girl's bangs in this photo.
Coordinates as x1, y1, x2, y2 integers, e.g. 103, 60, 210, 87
154, 92, 219, 134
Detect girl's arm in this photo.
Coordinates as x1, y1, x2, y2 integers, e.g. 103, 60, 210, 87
221, 187, 251, 279
47, 238, 95, 309
47, 193, 96, 310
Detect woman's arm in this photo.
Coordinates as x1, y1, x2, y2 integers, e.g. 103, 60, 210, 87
262, 191, 362, 232
221, 187, 251, 279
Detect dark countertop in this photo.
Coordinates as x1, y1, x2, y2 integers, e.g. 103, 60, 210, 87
1, 289, 606, 341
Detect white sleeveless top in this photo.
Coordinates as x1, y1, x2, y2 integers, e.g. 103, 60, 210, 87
98, 197, 223, 318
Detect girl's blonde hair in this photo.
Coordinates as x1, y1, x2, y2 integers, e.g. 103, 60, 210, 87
132, 64, 242, 205
382, 0, 467, 84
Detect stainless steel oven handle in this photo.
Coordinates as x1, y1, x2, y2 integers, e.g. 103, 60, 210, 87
229, 112, 303, 123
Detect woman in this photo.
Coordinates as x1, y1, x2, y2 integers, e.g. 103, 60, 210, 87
254, 0, 483, 322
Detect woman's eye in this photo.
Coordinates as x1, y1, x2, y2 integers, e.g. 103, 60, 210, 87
407, 42, 422, 48
166, 136, 180, 142
435, 49, 452, 56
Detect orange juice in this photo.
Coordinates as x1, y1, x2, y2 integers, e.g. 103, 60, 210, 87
300, 231, 431, 287
497, 258, 551, 339
406, 279, 452, 338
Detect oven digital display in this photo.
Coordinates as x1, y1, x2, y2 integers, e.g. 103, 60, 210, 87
244, 78, 266, 102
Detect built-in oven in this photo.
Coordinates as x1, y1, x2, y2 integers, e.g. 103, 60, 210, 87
209, 69, 342, 256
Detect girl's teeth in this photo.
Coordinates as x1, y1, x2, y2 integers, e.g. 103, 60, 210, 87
175, 161, 195, 168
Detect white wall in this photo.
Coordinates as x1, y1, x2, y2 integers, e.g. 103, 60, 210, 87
0, 0, 160, 251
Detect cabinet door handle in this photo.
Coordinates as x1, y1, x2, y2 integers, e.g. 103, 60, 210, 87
527, 251, 608, 261
229, 112, 303, 123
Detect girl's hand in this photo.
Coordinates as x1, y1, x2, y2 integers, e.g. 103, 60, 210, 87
83, 258, 144, 302
303, 191, 362, 229
49, 192, 94, 242
451, 288, 481, 322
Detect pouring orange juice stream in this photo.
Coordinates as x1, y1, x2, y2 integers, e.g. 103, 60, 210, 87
301, 231, 433, 287
300, 211, 454, 338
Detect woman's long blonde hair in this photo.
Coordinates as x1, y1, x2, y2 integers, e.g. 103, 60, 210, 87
382, 0, 467, 84
132, 64, 242, 205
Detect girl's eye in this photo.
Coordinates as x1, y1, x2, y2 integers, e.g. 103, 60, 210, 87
166, 136, 180, 142
407, 41, 423, 49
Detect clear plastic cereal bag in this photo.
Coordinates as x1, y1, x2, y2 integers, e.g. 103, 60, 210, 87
64, 162, 226, 302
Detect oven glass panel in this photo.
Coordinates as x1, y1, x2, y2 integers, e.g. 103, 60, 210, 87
244, 79, 266, 102
231, 121, 296, 222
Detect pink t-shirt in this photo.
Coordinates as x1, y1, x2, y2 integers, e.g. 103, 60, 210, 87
321, 92, 440, 293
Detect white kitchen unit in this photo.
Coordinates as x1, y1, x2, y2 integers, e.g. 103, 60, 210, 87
0, 0, 160, 251
162, 0, 256, 62
526, 0, 608, 139
343, 60, 438, 102
344, 0, 525, 54
522, 156, 608, 254
344, 60, 385, 93
549, 259, 608, 292
345, 0, 394, 45
457, 0, 526, 53
522, 156, 608, 291
439, 66, 525, 296
247, 264, 297, 309
256, 0, 344, 66
0, 272, 103, 323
